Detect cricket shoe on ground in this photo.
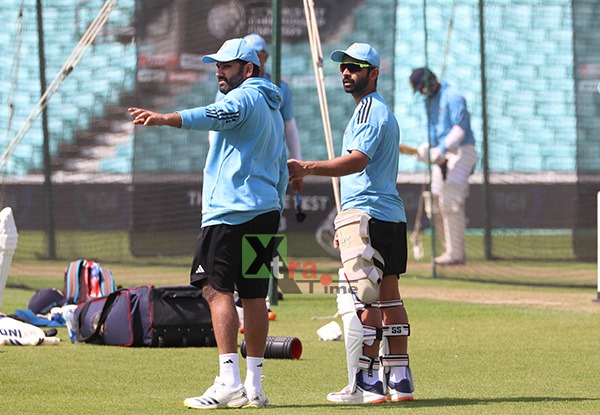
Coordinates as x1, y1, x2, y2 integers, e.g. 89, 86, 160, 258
387, 366, 415, 402
243, 387, 270, 408
183, 377, 248, 409
326, 373, 387, 404
434, 253, 465, 266
387, 379, 414, 402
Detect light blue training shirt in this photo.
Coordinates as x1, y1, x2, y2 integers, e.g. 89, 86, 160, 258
425, 81, 476, 153
340, 92, 406, 223
177, 77, 288, 227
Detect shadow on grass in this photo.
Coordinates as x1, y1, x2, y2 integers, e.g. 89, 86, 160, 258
275, 396, 600, 409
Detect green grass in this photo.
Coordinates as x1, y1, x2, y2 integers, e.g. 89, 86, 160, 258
11, 230, 597, 289
12, 231, 581, 263
1, 271, 600, 414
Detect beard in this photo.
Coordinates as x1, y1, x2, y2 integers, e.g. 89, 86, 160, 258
218, 66, 246, 94
342, 73, 369, 94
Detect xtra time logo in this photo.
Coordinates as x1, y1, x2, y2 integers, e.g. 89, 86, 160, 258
241, 234, 356, 295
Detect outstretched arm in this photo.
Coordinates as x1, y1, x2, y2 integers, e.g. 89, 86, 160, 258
288, 150, 369, 182
128, 107, 182, 128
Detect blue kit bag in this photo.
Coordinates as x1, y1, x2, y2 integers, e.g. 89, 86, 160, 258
74, 285, 215, 347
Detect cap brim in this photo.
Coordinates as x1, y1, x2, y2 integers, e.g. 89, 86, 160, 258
202, 52, 260, 66
202, 51, 242, 63
202, 53, 225, 63
330, 49, 378, 67
330, 50, 347, 63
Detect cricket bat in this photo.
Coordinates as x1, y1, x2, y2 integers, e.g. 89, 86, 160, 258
399, 143, 419, 156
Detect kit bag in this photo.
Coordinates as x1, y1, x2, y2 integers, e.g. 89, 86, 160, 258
74, 286, 151, 346
63, 259, 116, 304
150, 285, 216, 347
75, 285, 216, 347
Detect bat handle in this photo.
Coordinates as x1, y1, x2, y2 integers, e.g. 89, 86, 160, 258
295, 193, 306, 222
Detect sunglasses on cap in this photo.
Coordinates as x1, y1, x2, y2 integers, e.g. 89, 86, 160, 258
339, 62, 373, 73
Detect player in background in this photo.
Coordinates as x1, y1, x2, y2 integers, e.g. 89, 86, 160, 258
129, 38, 287, 409
288, 43, 414, 404
407, 67, 478, 265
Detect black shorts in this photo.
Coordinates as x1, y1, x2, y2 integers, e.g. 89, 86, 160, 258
368, 218, 408, 277
190, 211, 280, 299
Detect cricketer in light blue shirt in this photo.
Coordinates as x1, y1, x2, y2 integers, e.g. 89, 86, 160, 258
177, 77, 287, 227
340, 92, 406, 223
425, 81, 476, 153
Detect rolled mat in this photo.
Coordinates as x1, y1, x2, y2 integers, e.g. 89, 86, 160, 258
240, 336, 302, 359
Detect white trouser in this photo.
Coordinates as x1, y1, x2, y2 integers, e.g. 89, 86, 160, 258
422, 191, 445, 249
430, 145, 478, 261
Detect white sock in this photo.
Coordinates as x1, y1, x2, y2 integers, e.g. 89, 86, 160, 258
219, 353, 241, 387
360, 368, 381, 386
245, 356, 265, 391
389, 366, 408, 383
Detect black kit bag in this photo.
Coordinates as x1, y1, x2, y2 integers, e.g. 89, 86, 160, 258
75, 285, 215, 347
150, 286, 216, 347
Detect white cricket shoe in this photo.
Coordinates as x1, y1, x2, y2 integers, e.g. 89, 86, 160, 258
387, 365, 415, 402
184, 377, 248, 409
243, 387, 270, 408
387, 379, 414, 402
434, 253, 465, 265
327, 373, 387, 404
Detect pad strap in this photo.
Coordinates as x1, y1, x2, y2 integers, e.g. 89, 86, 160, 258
362, 325, 383, 346
334, 210, 370, 235
358, 299, 404, 311
340, 244, 383, 265
344, 267, 382, 286
340, 245, 384, 286
382, 324, 410, 337
381, 354, 410, 368
372, 299, 404, 308
358, 355, 381, 372
355, 300, 404, 312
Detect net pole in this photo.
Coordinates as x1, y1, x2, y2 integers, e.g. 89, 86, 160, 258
268, 0, 282, 307
303, 0, 341, 213
421, 0, 437, 278
478, 0, 492, 260
36, 0, 56, 259
596, 191, 600, 302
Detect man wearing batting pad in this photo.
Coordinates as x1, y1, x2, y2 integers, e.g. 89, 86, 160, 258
129, 38, 287, 409
288, 43, 414, 404
409, 67, 478, 265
